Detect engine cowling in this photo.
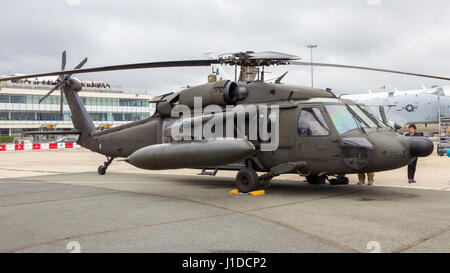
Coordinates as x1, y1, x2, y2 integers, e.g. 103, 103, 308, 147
178, 80, 239, 108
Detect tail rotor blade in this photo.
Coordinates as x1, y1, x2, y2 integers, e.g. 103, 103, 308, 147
74, 57, 88, 70
38, 83, 61, 104
61, 51, 67, 71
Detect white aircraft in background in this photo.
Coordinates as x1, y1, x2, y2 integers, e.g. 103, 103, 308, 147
341, 85, 450, 134
342, 85, 449, 101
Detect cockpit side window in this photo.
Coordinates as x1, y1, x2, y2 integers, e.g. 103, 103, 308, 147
298, 107, 330, 136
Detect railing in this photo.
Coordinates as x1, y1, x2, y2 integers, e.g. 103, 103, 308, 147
0, 120, 134, 125
0, 82, 151, 95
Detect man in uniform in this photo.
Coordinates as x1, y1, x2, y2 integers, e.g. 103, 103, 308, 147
357, 173, 375, 185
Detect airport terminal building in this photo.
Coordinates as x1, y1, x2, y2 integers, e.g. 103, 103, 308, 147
0, 80, 152, 139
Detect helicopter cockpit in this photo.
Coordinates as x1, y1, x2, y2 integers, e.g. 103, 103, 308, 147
298, 101, 389, 138
295, 100, 408, 176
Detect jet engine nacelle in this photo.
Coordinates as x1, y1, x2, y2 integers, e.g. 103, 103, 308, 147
178, 80, 241, 108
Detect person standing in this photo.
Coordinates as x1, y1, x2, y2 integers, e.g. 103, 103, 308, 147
405, 124, 421, 183
357, 173, 375, 185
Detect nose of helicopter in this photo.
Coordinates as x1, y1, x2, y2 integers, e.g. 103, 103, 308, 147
408, 137, 434, 157
341, 131, 435, 173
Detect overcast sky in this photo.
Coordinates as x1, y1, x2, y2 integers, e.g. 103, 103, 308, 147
1, 0, 449, 96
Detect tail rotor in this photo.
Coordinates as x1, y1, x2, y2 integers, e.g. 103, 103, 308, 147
38, 51, 88, 116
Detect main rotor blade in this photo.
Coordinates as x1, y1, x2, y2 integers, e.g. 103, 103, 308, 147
38, 83, 61, 104
0, 59, 217, 82
248, 51, 300, 60
61, 51, 66, 71
289, 61, 450, 81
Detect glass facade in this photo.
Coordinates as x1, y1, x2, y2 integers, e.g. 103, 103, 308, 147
0, 111, 149, 122
0, 94, 149, 107
0, 95, 9, 103
119, 98, 149, 107
0, 93, 151, 123
0, 85, 151, 138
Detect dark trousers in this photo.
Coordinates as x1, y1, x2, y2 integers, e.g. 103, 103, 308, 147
408, 158, 418, 179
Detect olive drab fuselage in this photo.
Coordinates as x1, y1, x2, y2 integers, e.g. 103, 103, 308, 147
81, 80, 432, 176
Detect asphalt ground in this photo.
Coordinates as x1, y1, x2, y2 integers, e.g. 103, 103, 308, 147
0, 150, 449, 253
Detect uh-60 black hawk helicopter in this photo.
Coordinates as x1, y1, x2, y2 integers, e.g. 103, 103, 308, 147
1, 51, 445, 193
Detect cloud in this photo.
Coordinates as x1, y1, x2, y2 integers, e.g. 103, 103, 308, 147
66, 0, 81, 6
0, 0, 449, 96
366, 0, 381, 6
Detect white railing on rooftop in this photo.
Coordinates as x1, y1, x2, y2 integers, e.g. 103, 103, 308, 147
0, 82, 151, 95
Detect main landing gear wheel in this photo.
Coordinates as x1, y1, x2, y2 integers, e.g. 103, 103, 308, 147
98, 157, 114, 175
305, 175, 326, 184
236, 168, 259, 193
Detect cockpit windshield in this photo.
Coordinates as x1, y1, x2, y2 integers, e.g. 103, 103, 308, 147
349, 105, 378, 128
359, 105, 389, 128
324, 104, 362, 134
325, 104, 388, 134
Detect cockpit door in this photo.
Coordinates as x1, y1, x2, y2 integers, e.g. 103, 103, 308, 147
295, 105, 339, 171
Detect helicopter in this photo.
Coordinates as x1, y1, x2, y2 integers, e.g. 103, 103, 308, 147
0, 51, 445, 193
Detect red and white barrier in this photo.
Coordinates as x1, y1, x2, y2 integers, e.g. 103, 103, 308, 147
0, 142, 81, 151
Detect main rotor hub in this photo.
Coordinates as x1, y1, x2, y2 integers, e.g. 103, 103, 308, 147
217, 51, 300, 82
218, 51, 300, 67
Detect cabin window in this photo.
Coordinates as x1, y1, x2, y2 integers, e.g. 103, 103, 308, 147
298, 107, 330, 136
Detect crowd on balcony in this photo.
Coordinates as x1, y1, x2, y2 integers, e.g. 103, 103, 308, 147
9, 78, 111, 88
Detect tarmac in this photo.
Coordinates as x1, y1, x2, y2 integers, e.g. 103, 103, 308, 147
0, 149, 449, 253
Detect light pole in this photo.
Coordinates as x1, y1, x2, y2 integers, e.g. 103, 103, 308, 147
307, 44, 317, 88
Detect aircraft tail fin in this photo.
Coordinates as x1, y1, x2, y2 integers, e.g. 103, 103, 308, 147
63, 80, 96, 138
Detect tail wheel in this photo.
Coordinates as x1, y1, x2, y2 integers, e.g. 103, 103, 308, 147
236, 168, 258, 193
98, 166, 106, 175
